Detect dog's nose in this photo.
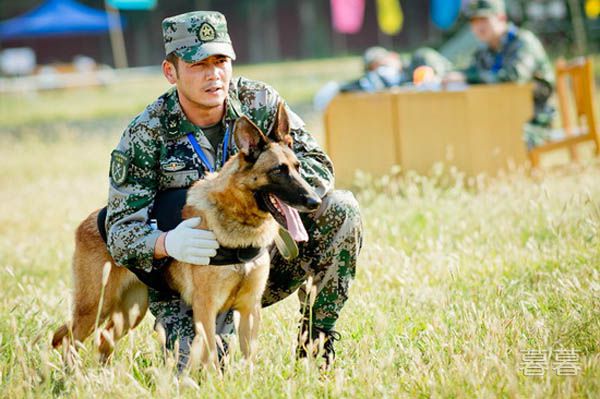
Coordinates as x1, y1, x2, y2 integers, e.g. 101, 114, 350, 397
305, 195, 321, 210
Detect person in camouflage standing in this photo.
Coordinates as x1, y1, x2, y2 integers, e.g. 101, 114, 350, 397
105, 10, 362, 370
445, 0, 555, 146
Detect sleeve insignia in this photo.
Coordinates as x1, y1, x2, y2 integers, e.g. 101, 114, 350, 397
110, 150, 130, 186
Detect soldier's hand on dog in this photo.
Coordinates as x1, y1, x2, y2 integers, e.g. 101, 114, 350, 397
162, 217, 219, 265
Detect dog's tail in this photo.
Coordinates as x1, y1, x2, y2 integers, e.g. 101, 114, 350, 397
51, 324, 70, 348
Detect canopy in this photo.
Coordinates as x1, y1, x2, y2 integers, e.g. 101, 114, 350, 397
0, 0, 123, 40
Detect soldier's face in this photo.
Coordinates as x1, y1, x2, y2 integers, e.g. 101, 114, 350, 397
470, 15, 507, 46
166, 55, 232, 109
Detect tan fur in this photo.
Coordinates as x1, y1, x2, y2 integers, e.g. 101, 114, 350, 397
52, 116, 301, 371
51, 210, 147, 363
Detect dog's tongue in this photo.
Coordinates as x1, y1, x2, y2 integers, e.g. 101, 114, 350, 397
274, 197, 308, 242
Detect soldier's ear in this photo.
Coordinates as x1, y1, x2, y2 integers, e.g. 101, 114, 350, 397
234, 116, 269, 162
271, 102, 293, 148
162, 60, 178, 84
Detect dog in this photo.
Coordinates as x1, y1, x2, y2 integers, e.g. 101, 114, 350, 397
52, 102, 321, 370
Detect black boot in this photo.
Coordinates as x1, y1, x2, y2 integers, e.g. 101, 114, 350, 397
296, 324, 341, 370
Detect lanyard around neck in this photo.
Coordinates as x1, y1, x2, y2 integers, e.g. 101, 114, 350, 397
187, 124, 231, 173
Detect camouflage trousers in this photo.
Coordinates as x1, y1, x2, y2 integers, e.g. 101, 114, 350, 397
148, 189, 363, 366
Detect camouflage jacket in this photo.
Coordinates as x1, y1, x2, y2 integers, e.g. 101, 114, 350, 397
105, 77, 335, 273
463, 24, 554, 89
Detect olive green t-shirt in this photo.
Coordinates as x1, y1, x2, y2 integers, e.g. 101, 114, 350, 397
201, 123, 225, 152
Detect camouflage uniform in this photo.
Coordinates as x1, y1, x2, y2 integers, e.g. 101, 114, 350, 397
463, 0, 555, 130
105, 11, 363, 367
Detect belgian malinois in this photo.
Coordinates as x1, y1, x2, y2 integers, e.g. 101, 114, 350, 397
52, 103, 321, 370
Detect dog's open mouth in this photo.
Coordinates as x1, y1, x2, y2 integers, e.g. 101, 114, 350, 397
258, 193, 308, 242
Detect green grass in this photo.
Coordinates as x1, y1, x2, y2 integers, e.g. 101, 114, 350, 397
0, 56, 599, 397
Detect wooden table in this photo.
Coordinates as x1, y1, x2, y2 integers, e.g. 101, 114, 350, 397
324, 83, 533, 186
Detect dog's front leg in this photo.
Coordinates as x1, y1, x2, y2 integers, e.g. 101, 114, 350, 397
238, 303, 261, 360
237, 259, 270, 360
189, 295, 220, 372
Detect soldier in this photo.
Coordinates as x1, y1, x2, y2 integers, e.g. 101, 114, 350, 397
336, 46, 403, 93
339, 46, 453, 93
313, 46, 451, 110
105, 11, 362, 370
445, 0, 555, 145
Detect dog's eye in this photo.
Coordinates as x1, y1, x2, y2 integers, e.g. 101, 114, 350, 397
270, 164, 288, 175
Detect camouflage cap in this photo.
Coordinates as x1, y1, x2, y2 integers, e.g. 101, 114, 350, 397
464, 0, 506, 19
162, 11, 236, 63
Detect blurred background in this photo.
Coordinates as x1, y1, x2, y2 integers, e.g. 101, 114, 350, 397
0, 0, 599, 140
1, 0, 599, 68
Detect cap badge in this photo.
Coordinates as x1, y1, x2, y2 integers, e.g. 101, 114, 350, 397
199, 22, 216, 42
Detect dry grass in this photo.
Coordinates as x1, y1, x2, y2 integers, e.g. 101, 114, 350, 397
0, 124, 598, 397
0, 57, 362, 128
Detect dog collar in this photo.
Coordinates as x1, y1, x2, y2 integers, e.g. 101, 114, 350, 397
209, 246, 266, 265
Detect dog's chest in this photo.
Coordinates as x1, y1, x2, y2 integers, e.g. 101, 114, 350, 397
231, 261, 260, 275
217, 253, 270, 311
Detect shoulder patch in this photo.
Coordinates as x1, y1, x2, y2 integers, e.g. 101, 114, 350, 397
110, 150, 130, 186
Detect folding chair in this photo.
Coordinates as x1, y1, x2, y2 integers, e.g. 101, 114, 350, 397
528, 57, 599, 167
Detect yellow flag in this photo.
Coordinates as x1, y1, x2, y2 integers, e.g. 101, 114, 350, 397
377, 0, 404, 35
585, 0, 600, 19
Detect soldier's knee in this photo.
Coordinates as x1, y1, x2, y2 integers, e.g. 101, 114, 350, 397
318, 190, 363, 234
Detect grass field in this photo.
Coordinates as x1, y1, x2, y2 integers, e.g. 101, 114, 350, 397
0, 57, 363, 129
0, 57, 599, 398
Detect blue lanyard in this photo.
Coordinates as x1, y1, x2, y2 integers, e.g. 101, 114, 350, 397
187, 124, 231, 173
222, 124, 230, 166
491, 28, 517, 74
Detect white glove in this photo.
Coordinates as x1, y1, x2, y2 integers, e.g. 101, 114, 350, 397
165, 217, 219, 265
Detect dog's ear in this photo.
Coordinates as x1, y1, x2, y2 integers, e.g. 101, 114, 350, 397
234, 116, 269, 162
271, 102, 293, 148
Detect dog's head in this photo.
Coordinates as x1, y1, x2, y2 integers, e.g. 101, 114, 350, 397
232, 102, 321, 239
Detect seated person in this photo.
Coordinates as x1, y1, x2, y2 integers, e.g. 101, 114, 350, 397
313, 46, 453, 110
313, 46, 401, 110
340, 46, 454, 92
339, 46, 404, 92
444, 0, 555, 145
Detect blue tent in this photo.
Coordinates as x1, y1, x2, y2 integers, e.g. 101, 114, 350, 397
0, 0, 123, 40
